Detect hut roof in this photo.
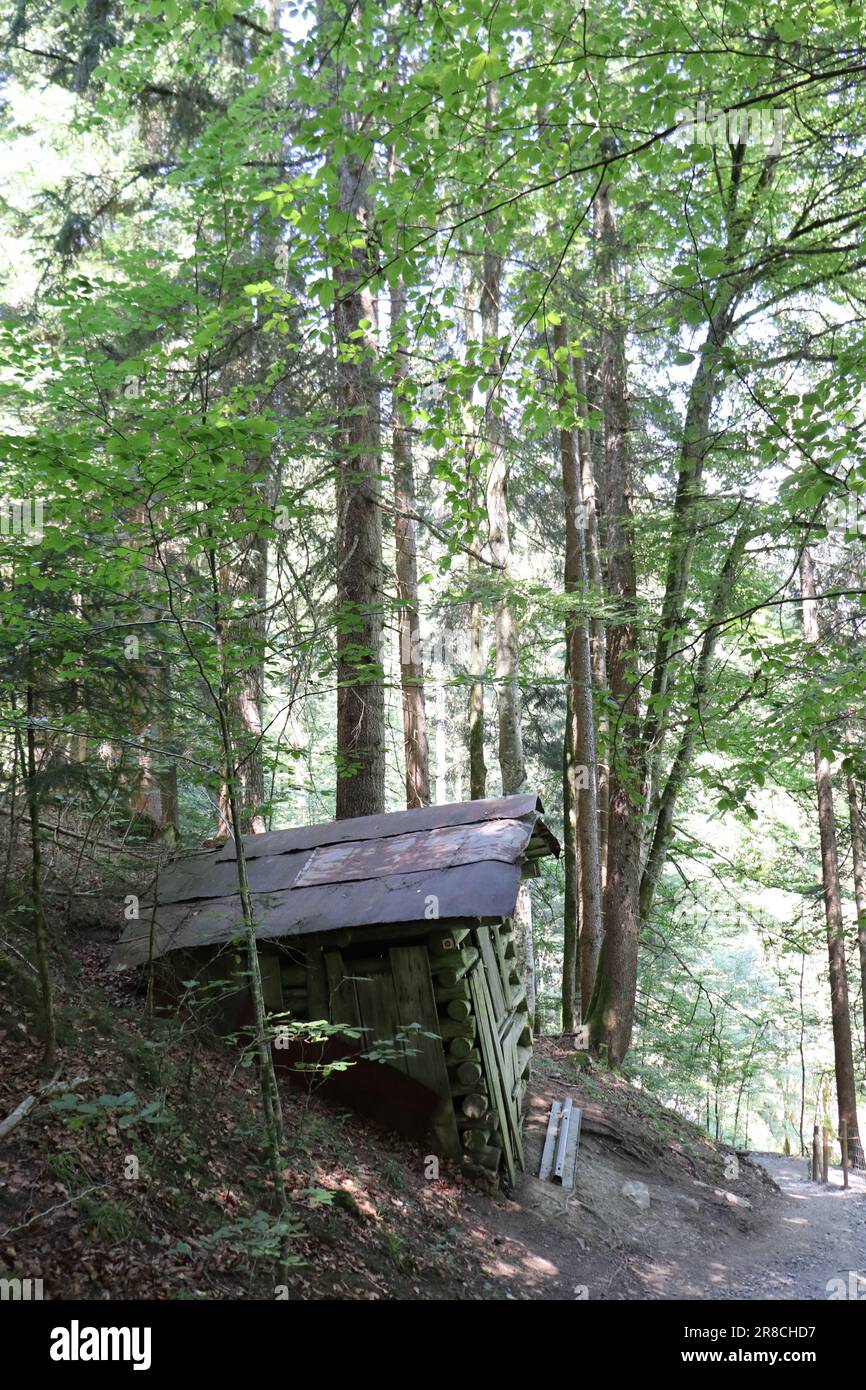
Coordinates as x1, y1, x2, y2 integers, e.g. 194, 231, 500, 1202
111, 794, 559, 968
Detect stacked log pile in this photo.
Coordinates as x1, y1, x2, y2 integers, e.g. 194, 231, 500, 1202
428, 921, 531, 1180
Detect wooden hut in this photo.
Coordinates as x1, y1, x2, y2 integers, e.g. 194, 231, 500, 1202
111, 794, 559, 1180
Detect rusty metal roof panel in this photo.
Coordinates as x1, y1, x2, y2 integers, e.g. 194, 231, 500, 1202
214, 793, 546, 862
111, 794, 558, 968
292, 819, 528, 889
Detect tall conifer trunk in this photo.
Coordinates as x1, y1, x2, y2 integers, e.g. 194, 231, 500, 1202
800, 547, 860, 1152
391, 280, 430, 808
482, 82, 532, 1009
554, 320, 603, 1028
328, 2, 385, 820
583, 175, 642, 1065
845, 757, 866, 1073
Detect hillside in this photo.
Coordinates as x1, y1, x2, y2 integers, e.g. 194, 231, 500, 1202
1, 915, 794, 1303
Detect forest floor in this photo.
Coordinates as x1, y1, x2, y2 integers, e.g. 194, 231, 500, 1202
2, 919, 864, 1301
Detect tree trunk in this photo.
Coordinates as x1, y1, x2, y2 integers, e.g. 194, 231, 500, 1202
391, 280, 430, 808
481, 86, 532, 1013
482, 248, 524, 794
583, 175, 642, 1066
637, 152, 776, 813
126, 524, 181, 842
555, 320, 603, 1027
561, 663, 579, 1030
845, 745, 866, 1069
468, 583, 486, 800
640, 345, 722, 794
333, 126, 385, 820
798, 944, 807, 1156
575, 351, 608, 885
800, 547, 861, 1149
218, 534, 268, 834
464, 270, 487, 801
23, 681, 56, 1072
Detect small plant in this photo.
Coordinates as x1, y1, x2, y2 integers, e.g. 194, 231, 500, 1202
383, 1229, 408, 1269
47, 1089, 174, 1132
362, 1022, 440, 1066
196, 1210, 305, 1263
78, 1195, 148, 1246
380, 1157, 407, 1192
45, 1151, 93, 1189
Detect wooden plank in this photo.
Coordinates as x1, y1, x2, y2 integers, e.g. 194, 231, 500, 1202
277, 963, 308, 988
390, 944, 461, 1159
323, 949, 361, 1029
305, 945, 330, 1023
354, 966, 410, 1075
500, 1016, 518, 1118
480, 961, 524, 1170
491, 986, 529, 1141
475, 925, 507, 1019
469, 968, 518, 1183
281, 987, 308, 1014
498, 1004, 523, 1049
298, 918, 469, 956
509, 983, 528, 1014
500, 1011, 528, 1128
258, 952, 283, 1014
539, 1100, 581, 1188
516, 1045, 532, 1076
342, 954, 390, 975
490, 922, 513, 998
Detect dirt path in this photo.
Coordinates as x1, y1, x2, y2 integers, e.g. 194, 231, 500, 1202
461, 1138, 866, 1300
696, 1153, 866, 1301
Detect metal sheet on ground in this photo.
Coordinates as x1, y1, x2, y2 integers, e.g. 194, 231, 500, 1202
539, 1099, 582, 1189
554, 1097, 573, 1180
539, 1100, 563, 1181
558, 1104, 582, 1190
